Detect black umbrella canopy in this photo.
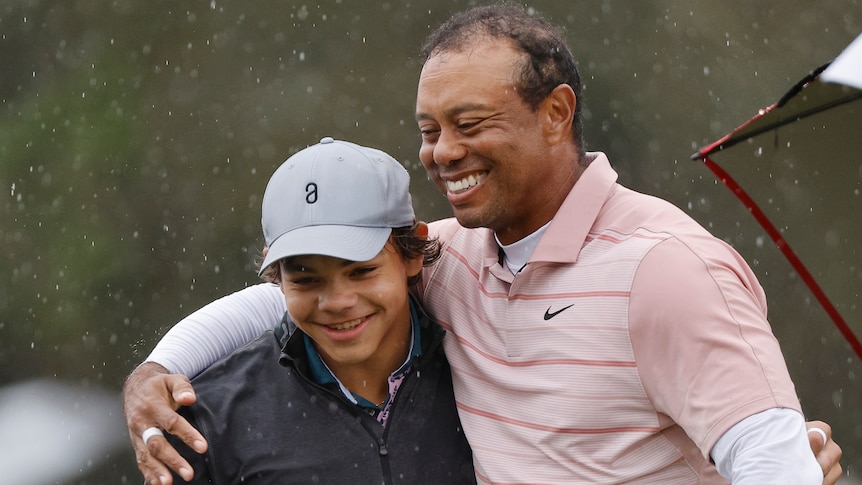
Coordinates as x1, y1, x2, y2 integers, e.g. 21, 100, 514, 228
693, 34, 862, 361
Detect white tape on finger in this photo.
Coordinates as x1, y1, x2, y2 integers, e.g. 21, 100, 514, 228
808, 427, 828, 447
142, 427, 165, 446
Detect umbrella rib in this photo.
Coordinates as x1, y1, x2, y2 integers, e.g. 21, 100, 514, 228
700, 91, 862, 156
775, 62, 830, 108
702, 155, 862, 363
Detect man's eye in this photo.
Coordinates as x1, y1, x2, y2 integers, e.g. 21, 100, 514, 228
457, 120, 480, 130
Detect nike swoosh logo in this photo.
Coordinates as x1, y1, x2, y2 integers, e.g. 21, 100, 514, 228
544, 304, 574, 320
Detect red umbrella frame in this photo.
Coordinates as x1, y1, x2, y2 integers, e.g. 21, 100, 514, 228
692, 34, 862, 362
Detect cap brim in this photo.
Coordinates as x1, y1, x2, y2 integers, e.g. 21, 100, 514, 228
259, 225, 393, 276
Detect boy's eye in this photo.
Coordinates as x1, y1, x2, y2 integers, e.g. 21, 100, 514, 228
289, 277, 317, 285
352, 266, 378, 276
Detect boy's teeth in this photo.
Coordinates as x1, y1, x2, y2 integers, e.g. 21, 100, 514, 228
331, 319, 361, 330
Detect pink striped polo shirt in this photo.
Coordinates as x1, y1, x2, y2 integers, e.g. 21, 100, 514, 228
420, 152, 802, 484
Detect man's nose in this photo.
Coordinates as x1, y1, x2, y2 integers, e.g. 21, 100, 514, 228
432, 129, 467, 167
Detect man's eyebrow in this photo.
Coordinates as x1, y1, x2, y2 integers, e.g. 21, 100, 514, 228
415, 103, 488, 122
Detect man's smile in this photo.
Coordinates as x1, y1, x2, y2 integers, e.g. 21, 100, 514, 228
445, 172, 487, 194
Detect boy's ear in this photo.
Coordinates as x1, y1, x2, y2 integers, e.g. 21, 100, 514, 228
403, 222, 429, 278
414, 221, 429, 240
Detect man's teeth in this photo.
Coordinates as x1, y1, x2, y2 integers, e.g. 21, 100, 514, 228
330, 319, 362, 331
446, 173, 485, 193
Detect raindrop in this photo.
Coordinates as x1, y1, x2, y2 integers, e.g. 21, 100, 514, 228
832, 389, 843, 409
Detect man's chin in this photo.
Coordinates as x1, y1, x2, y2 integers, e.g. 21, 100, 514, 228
452, 212, 487, 229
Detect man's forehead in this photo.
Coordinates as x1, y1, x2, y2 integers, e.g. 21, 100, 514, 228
418, 49, 518, 92
425, 38, 519, 66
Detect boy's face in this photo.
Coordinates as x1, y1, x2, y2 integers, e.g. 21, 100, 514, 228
278, 241, 423, 374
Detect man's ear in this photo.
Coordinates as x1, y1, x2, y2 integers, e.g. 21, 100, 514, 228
542, 84, 576, 144
262, 247, 269, 257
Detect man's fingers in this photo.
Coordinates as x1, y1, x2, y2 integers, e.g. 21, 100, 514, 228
805, 420, 831, 451
823, 462, 843, 485
805, 420, 843, 485
165, 374, 197, 408
807, 427, 828, 449
152, 374, 207, 453
146, 433, 194, 482
123, 362, 207, 482
157, 404, 208, 454
816, 440, 843, 485
130, 420, 196, 484
131, 428, 175, 485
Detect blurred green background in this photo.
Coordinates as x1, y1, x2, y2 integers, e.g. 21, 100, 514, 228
1, 1, 860, 483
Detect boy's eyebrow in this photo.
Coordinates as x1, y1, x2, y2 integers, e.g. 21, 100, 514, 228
281, 262, 311, 273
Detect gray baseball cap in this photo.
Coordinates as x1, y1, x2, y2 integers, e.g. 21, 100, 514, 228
258, 137, 415, 275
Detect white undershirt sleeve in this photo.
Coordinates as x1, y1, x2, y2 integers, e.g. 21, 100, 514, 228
711, 407, 822, 484
145, 283, 286, 377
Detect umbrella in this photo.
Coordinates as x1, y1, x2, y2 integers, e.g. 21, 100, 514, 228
692, 34, 862, 362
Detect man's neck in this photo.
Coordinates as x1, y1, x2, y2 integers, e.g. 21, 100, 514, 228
496, 221, 551, 273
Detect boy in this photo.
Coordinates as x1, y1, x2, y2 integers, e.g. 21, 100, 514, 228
163, 137, 474, 483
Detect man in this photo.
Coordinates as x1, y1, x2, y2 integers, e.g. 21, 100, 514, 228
158, 137, 474, 483
125, 4, 843, 484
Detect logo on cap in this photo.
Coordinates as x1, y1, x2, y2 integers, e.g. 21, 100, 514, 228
306, 182, 318, 204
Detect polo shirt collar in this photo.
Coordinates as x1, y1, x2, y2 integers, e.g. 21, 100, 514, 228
489, 152, 617, 269
530, 152, 618, 264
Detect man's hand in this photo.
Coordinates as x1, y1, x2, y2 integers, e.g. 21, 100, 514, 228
806, 420, 842, 484
123, 362, 207, 485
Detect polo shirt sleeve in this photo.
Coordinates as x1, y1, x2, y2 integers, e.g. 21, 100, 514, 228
628, 236, 803, 457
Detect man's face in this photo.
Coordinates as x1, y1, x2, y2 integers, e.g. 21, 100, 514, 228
415, 40, 558, 245
278, 242, 422, 374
